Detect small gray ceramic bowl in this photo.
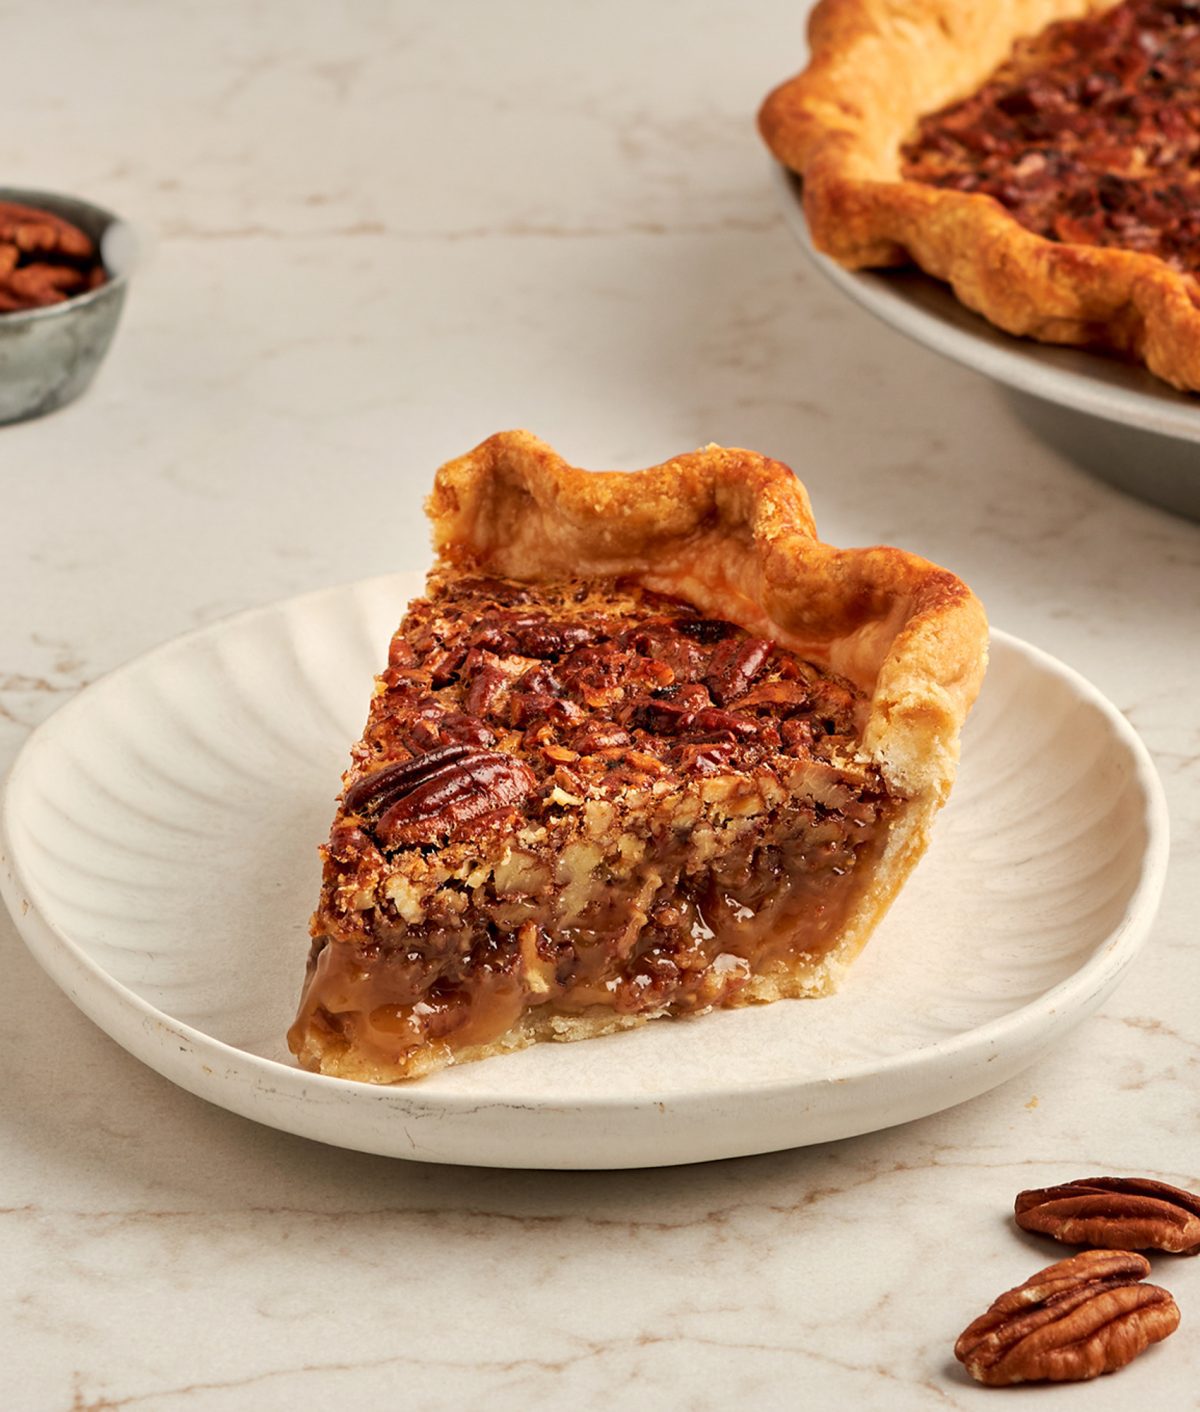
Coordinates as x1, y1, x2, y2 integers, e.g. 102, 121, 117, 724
0, 186, 132, 425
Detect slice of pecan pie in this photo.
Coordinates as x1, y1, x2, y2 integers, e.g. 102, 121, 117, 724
287, 431, 987, 1082
760, 0, 1200, 392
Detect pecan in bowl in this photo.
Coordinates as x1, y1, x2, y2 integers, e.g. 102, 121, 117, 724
1015, 1176, 1200, 1256
955, 1250, 1180, 1386
0, 186, 131, 425
0, 198, 106, 312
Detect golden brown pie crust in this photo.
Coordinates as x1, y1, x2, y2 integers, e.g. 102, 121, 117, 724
759, 0, 1200, 392
291, 432, 987, 1082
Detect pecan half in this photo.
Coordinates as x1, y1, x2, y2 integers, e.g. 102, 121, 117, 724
0, 200, 105, 312
954, 1250, 1180, 1386
1015, 1177, 1200, 1255
375, 748, 537, 846
343, 744, 471, 816
0, 201, 94, 260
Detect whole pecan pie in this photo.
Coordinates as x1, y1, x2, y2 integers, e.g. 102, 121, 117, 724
287, 431, 987, 1082
760, 0, 1200, 392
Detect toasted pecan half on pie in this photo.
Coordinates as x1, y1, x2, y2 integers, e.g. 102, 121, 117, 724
760, 0, 1200, 392
288, 431, 987, 1082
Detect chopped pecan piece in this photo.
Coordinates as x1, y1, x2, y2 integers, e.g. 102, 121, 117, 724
706, 637, 773, 705
516, 663, 562, 696
571, 719, 630, 753
671, 741, 735, 774
627, 697, 698, 735
733, 680, 811, 711
464, 663, 508, 717
387, 637, 417, 671
437, 709, 496, 748
511, 692, 584, 729
954, 1250, 1180, 1385
619, 621, 704, 679
427, 644, 466, 687
1015, 1177, 1200, 1256
691, 706, 759, 739
402, 717, 445, 753
672, 616, 737, 644
621, 749, 667, 775
455, 576, 531, 605
473, 612, 593, 659
781, 717, 815, 752
507, 615, 593, 658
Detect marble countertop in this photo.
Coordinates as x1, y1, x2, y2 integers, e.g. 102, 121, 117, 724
4, 2, 1200, 1407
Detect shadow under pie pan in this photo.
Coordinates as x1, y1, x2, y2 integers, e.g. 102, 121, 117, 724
0, 572, 1169, 1169
773, 166, 1200, 523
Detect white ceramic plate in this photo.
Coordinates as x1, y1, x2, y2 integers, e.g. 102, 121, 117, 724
772, 165, 1200, 519
0, 574, 1168, 1169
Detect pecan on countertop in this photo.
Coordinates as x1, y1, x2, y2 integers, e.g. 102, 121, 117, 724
954, 1250, 1180, 1386
1015, 1176, 1200, 1255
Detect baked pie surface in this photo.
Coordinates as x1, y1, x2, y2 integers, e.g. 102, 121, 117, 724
288, 432, 987, 1082
760, 0, 1200, 392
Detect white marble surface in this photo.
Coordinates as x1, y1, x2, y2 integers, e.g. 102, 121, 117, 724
3, 2, 1199, 1407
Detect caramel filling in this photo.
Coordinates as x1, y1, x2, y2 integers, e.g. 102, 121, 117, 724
289, 813, 890, 1072
289, 573, 894, 1077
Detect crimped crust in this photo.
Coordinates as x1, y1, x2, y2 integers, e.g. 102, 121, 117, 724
759, 0, 1200, 392
292, 432, 987, 1082
430, 430, 987, 802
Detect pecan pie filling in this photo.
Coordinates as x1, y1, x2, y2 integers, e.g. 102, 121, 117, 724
288, 573, 896, 1077
902, 0, 1200, 269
